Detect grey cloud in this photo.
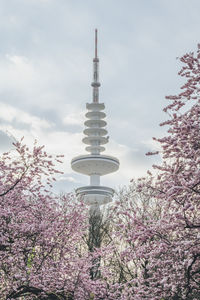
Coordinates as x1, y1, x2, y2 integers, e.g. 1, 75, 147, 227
0, 130, 13, 152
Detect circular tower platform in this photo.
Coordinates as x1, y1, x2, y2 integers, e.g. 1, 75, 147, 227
71, 154, 119, 176
76, 185, 114, 205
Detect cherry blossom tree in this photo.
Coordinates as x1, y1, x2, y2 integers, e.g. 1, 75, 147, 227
97, 44, 200, 299
0, 140, 95, 300
142, 43, 200, 299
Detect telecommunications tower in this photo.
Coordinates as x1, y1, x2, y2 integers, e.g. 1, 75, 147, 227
71, 29, 119, 212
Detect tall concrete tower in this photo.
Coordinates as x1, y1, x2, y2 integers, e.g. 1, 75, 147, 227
71, 29, 119, 212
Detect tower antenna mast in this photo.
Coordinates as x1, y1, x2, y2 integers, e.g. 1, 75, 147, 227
92, 28, 100, 103
95, 28, 98, 58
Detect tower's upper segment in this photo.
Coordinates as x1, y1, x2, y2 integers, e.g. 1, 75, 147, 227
91, 29, 100, 103
83, 29, 108, 155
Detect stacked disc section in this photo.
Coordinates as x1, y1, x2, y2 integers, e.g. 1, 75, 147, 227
71, 102, 119, 206
83, 102, 108, 155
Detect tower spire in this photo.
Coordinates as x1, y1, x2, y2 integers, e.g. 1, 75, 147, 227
95, 28, 98, 58
92, 29, 100, 103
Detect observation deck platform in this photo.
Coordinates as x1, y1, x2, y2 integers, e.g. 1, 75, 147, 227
71, 154, 119, 176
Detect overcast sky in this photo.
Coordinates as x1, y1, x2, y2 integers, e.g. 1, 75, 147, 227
0, 0, 200, 193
